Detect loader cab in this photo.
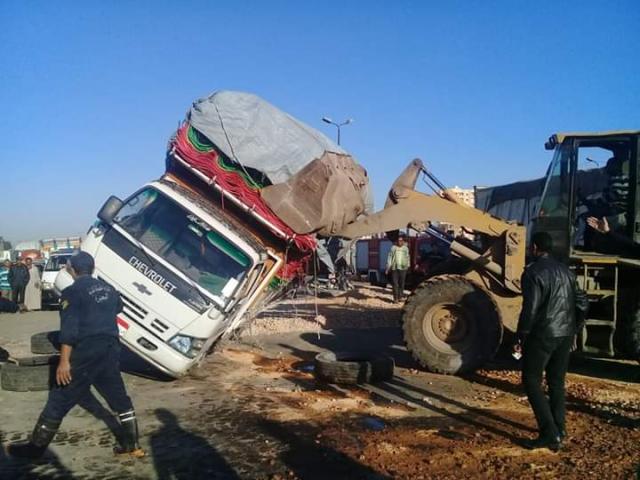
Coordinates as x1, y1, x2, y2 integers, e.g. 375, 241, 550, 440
533, 131, 640, 260
532, 131, 640, 357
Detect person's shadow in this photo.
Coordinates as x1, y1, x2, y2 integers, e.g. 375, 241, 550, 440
150, 408, 239, 480
0, 429, 77, 479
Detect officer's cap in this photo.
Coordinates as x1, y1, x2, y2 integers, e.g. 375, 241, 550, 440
69, 251, 95, 275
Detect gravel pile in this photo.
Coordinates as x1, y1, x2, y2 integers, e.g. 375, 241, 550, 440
242, 282, 402, 337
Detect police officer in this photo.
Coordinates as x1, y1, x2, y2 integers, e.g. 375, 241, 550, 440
7, 252, 144, 459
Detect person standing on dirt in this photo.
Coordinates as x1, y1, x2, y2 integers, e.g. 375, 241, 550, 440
8, 258, 30, 309
386, 234, 410, 302
0, 260, 12, 300
514, 232, 581, 452
6, 251, 144, 460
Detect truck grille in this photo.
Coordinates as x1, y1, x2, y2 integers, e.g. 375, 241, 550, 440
150, 318, 170, 334
120, 292, 149, 322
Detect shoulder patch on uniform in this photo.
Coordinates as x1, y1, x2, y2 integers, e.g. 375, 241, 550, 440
61, 299, 70, 310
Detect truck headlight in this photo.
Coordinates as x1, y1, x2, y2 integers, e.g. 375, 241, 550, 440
168, 335, 206, 359
42, 281, 54, 291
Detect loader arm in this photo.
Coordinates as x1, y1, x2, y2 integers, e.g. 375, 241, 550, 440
336, 159, 526, 294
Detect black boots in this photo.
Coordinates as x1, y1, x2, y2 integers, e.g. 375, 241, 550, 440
114, 410, 145, 457
6, 415, 60, 459
523, 434, 562, 452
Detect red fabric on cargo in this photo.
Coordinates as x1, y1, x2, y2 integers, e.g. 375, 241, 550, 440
170, 125, 315, 278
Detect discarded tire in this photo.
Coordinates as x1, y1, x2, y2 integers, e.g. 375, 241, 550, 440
313, 351, 394, 385
403, 274, 502, 375
1, 356, 59, 392
31, 331, 61, 354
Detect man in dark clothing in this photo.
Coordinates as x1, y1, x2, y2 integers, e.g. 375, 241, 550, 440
514, 232, 582, 452
587, 216, 640, 257
8, 259, 30, 308
0, 296, 19, 313
6, 251, 144, 459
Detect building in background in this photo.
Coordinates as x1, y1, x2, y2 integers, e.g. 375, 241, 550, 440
448, 186, 475, 207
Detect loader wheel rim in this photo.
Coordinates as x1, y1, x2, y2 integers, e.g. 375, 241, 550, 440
427, 303, 469, 343
422, 302, 474, 353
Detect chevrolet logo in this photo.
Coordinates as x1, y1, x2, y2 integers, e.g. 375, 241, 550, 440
132, 282, 152, 296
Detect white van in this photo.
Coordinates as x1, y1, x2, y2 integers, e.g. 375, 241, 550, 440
41, 249, 76, 308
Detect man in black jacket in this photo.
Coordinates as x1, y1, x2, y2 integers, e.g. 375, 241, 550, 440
587, 216, 640, 257
8, 259, 30, 308
515, 232, 580, 451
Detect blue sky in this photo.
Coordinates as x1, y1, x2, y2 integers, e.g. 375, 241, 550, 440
1, 1, 638, 243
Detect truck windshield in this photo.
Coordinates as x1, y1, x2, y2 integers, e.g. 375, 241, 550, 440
45, 255, 71, 272
114, 188, 252, 302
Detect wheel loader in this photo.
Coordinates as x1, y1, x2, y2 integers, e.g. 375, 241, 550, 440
337, 130, 640, 374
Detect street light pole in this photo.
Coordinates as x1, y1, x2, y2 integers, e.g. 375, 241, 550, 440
322, 117, 353, 146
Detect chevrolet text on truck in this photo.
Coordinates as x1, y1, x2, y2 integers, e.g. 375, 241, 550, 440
77, 91, 370, 378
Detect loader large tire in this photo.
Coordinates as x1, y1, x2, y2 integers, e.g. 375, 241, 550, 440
402, 275, 502, 375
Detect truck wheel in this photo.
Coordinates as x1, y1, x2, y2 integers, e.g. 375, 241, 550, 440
31, 331, 61, 354
1, 356, 59, 392
313, 351, 394, 385
403, 275, 502, 375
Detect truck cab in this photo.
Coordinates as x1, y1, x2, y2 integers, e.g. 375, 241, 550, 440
82, 177, 283, 377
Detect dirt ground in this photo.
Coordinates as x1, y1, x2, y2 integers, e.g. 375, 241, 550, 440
1, 283, 639, 479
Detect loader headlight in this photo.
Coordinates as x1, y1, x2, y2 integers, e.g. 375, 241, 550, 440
168, 334, 206, 359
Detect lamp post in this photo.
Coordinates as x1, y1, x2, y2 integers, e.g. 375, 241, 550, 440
322, 117, 353, 146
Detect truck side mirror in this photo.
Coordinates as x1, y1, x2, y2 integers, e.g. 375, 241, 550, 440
97, 196, 124, 226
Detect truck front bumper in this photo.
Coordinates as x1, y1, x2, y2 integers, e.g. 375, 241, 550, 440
116, 315, 197, 378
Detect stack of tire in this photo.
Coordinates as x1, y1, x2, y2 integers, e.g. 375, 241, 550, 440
1, 331, 61, 392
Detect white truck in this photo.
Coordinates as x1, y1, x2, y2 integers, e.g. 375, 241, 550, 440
74, 91, 370, 378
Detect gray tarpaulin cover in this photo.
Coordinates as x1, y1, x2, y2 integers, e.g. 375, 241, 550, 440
189, 90, 346, 185
187, 91, 373, 236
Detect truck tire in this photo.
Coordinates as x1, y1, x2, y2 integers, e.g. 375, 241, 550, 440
1, 356, 59, 392
31, 331, 61, 354
402, 275, 502, 375
314, 351, 394, 385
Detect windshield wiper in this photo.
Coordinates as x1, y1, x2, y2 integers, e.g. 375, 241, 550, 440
187, 279, 214, 309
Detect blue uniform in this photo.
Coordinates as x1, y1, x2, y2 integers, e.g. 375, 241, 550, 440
58, 276, 121, 346
42, 276, 134, 422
